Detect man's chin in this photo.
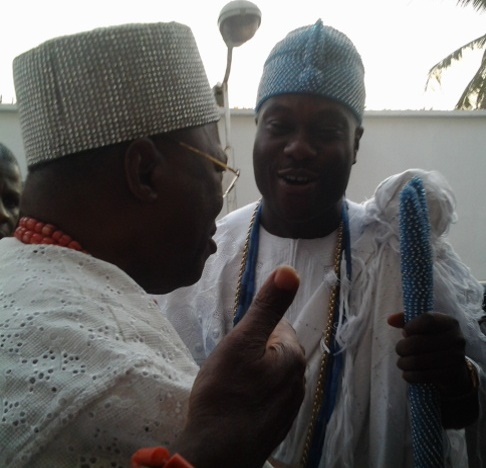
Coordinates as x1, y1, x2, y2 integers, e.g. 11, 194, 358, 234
179, 268, 205, 290
149, 267, 205, 296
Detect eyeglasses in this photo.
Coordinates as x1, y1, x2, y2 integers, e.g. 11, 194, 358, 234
167, 138, 240, 198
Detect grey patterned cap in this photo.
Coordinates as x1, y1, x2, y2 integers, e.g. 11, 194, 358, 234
256, 19, 365, 122
13, 22, 220, 167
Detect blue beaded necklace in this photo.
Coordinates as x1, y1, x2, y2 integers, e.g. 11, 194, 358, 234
232, 198, 352, 468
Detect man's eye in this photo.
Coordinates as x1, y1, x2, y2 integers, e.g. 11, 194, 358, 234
316, 128, 345, 141
267, 121, 291, 135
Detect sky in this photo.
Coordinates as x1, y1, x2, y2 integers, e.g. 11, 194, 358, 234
1, 0, 485, 110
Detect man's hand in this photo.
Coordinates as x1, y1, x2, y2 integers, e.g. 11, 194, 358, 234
388, 312, 479, 428
175, 266, 306, 468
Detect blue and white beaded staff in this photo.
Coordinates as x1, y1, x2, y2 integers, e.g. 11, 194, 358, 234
399, 176, 445, 468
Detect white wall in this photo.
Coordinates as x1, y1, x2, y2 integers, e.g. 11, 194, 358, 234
3, 105, 486, 280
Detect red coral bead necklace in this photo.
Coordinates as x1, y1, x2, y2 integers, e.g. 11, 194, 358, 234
14, 217, 88, 254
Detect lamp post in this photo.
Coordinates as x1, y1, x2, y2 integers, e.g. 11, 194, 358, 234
215, 0, 261, 213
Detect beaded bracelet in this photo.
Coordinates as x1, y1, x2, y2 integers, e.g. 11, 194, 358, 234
131, 447, 194, 468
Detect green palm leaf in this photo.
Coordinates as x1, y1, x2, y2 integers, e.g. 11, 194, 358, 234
455, 47, 486, 108
425, 1, 486, 109
426, 34, 486, 109
457, 0, 486, 12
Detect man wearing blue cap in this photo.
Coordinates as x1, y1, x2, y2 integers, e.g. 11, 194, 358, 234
161, 19, 486, 467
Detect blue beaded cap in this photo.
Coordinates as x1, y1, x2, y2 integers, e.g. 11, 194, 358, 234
255, 19, 365, 123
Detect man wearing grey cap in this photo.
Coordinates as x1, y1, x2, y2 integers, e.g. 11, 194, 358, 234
0, 22, 306, 467
161, 19, 486, 467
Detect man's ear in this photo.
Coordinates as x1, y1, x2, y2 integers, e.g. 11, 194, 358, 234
124, 137, 160, 202
353, 126, 364, 165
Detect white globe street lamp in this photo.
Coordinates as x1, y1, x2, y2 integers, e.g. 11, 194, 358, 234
215, 1, 261, 213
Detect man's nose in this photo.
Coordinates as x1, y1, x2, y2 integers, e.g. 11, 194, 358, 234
283, 132, 317, 160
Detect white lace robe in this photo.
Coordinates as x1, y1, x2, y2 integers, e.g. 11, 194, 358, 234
160, 169, 486, 468
0, 240, 198, 467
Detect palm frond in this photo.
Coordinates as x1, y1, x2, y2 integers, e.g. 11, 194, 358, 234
425, 34, 486, 89
457, 0, 486, 12
426, 1, 486, 107
455, 48, 486, 108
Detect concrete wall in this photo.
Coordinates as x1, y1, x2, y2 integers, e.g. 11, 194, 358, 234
2, 105, 486, 280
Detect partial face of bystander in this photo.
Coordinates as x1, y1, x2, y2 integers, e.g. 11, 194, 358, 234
0, 157, 22, 240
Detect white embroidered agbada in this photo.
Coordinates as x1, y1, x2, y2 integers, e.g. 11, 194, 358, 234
0, 239, 199, 467
160, 169, 486, 468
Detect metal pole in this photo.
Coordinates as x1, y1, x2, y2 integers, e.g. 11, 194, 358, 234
222, 47, 237, 213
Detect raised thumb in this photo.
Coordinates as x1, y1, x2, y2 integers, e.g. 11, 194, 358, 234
235, 265, 300, 342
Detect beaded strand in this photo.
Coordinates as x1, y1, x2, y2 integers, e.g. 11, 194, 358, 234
300, 222, 343, 468
14, 217, 88, 254
233, 200, 348, 468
